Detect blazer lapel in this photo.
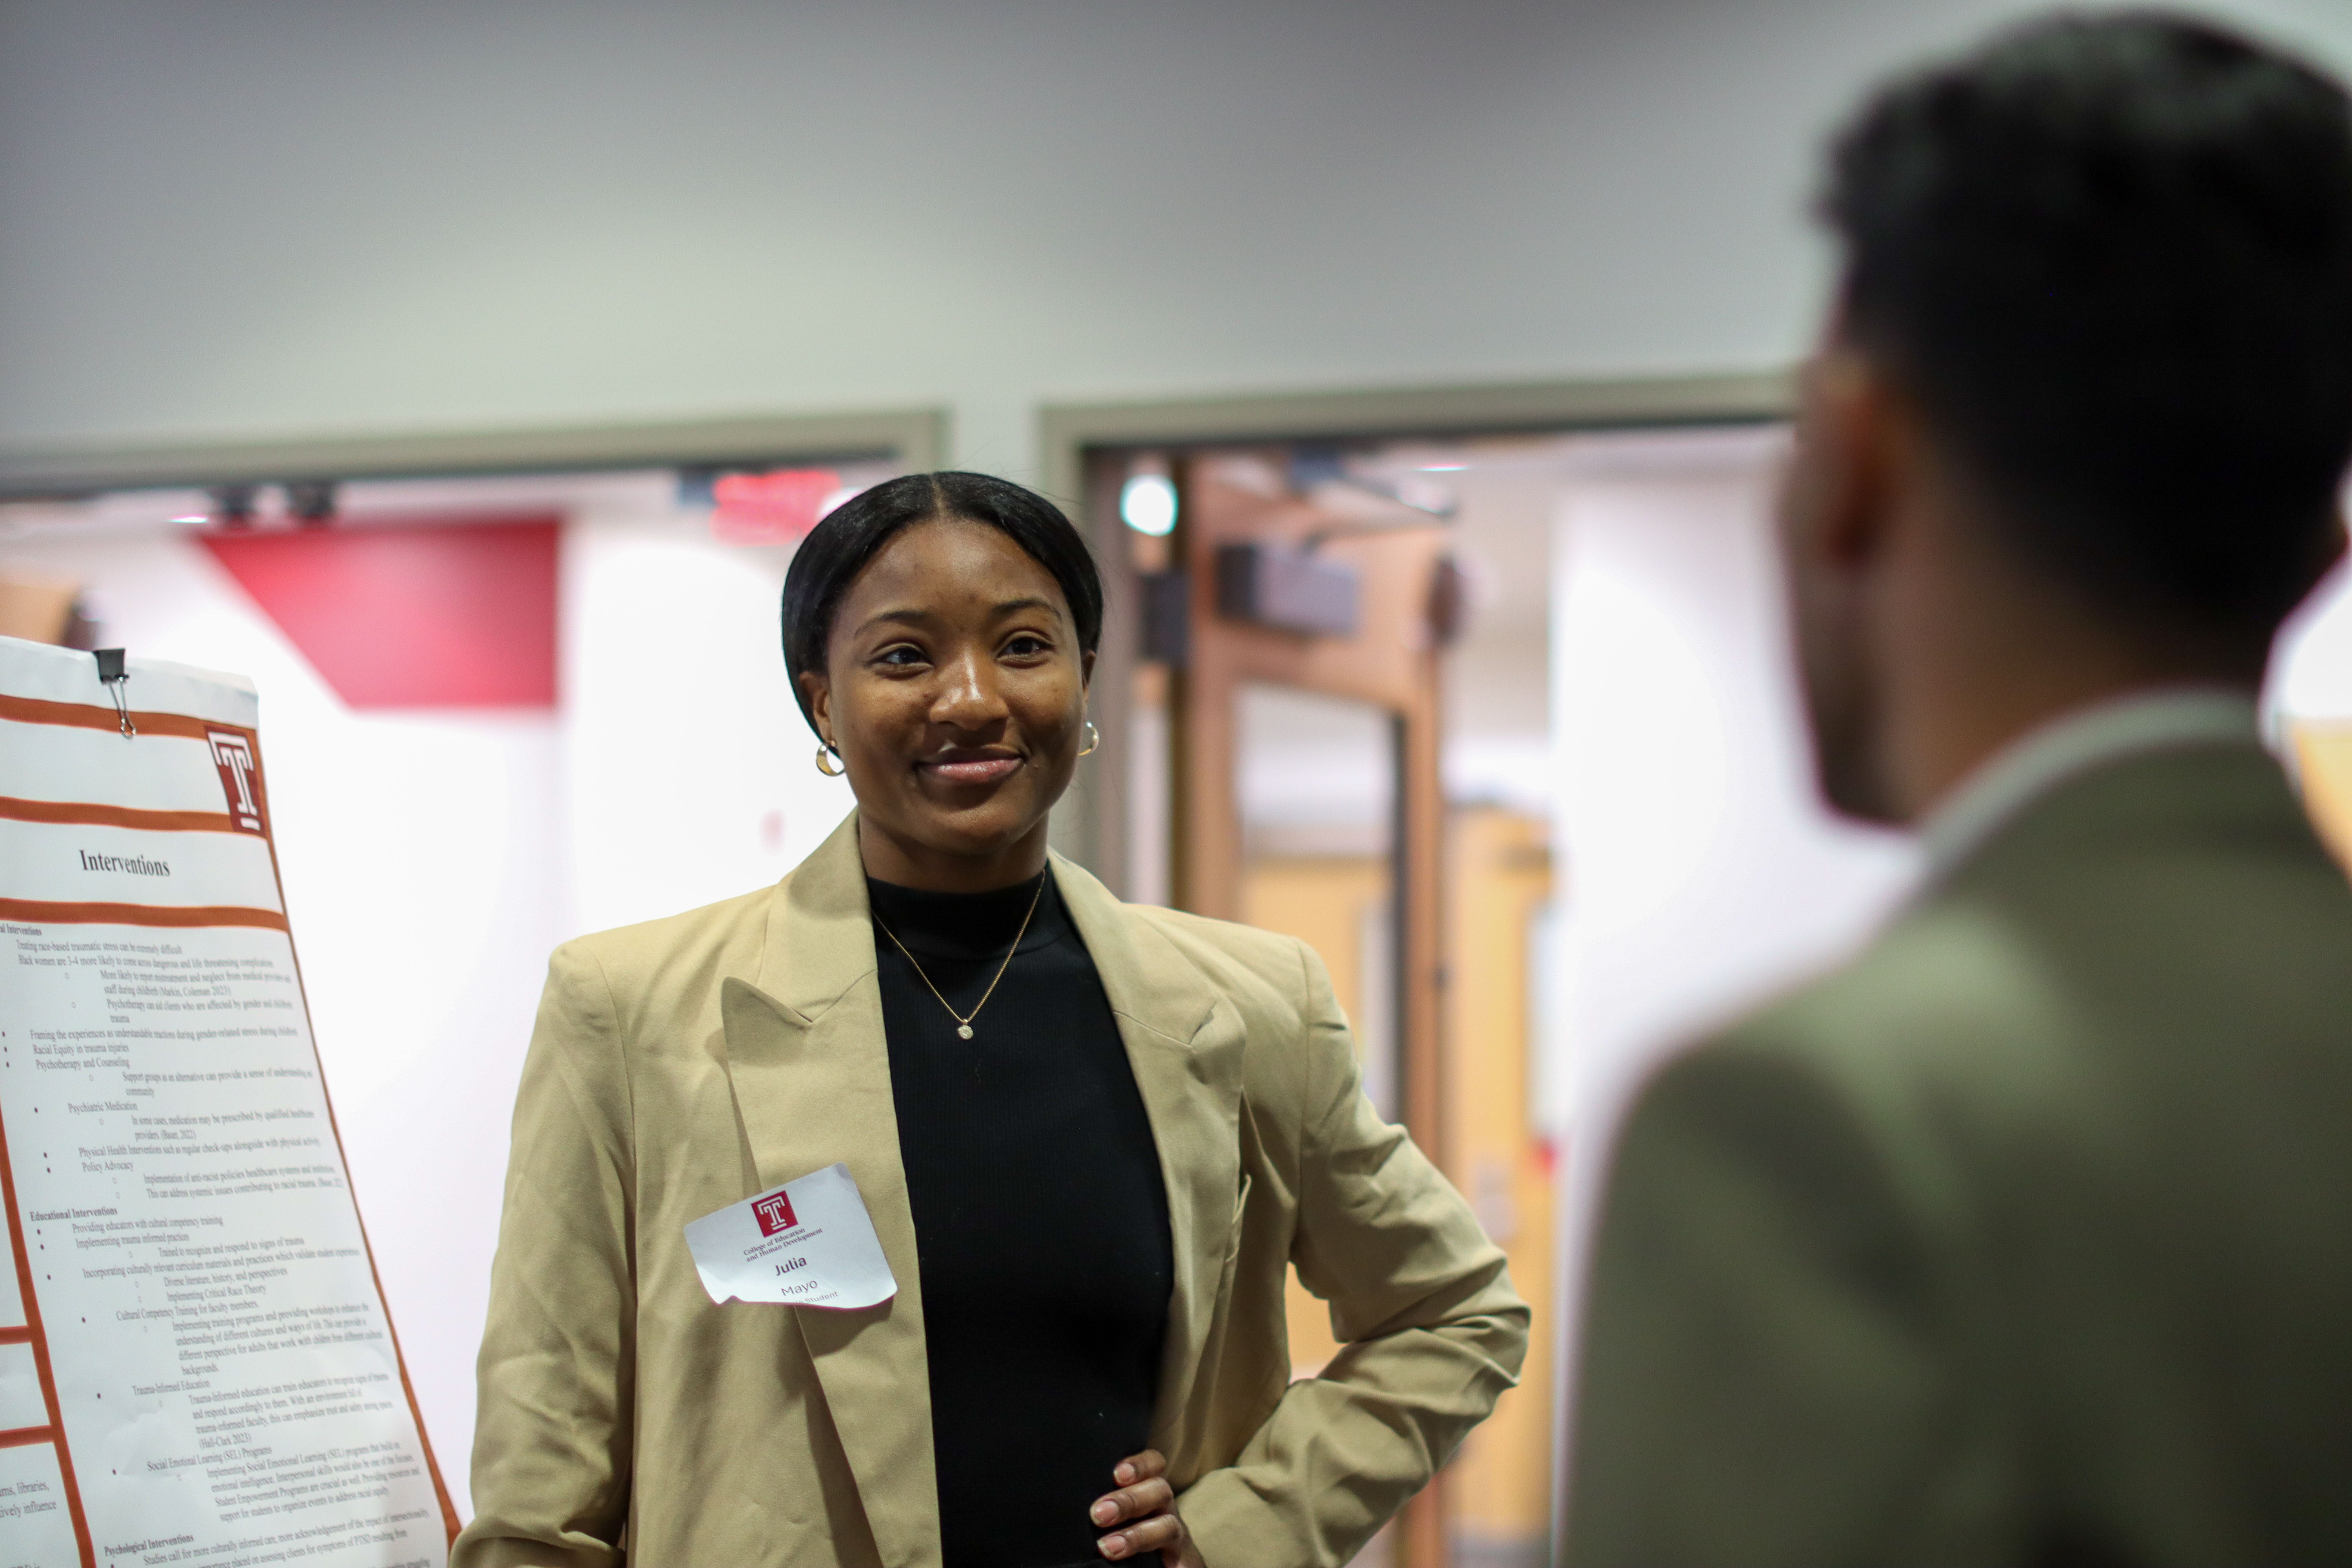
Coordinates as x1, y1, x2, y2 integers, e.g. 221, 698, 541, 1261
720, 813, 941, 1568
1053, 855, 1248, 1475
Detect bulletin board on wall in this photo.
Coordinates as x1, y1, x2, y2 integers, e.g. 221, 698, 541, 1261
0, 635, 454, 1568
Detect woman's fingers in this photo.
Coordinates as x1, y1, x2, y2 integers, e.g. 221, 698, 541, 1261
1096, 1508, 1184, 1560
1091, 1475, 1173, 1525
1095, 1448, 1171, 1524
1111, 1448, 1167, 1488
1096, 1451, 1190, 1565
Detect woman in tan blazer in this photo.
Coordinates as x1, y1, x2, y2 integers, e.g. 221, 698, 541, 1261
456, 472, 1527, 1568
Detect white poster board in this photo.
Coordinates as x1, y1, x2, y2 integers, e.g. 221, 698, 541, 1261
0, 637, 453, 1568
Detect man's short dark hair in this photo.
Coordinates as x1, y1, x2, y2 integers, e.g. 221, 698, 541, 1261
1823, 11, 2352, 631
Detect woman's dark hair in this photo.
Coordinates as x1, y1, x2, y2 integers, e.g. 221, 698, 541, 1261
1822, 12, 2352, 630
781, 471, 1104, 739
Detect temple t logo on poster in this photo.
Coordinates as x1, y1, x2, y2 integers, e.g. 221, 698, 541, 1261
208, 729, 265, 833
755, 1191, 799, 1236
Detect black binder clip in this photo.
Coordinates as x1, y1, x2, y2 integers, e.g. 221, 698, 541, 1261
93, 647, 135, 738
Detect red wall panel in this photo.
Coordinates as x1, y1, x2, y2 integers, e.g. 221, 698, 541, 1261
201, 517, 559, 709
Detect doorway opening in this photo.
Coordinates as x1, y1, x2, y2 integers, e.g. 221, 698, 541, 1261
1063, 394, 2352, 1568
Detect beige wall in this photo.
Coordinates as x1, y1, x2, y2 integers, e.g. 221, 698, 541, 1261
11, 2, 2352, 481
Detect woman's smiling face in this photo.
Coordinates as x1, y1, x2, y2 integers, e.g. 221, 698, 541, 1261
800, 515, 1094, 889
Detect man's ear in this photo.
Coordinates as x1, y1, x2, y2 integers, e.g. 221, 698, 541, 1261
798, 670, 835, 749
1805, 347, 1903, 575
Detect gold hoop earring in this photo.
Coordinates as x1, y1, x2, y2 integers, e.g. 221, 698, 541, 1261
1079, 720, 1101, 757
815, 744, 846, 777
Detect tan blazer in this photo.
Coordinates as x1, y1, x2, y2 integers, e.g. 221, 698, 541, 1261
455, 813, 1526, 1568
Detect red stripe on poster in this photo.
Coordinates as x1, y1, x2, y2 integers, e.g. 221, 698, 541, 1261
0, 1424, 56, 1449
0, 797, 241, 834
0, 1105, 96, 1566
0, 900, 287, 931
0, 693, 227, 742
0, 1325, 31, 1345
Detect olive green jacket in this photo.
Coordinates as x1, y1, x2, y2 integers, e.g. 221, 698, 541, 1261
1566, 739, 2352, 1566
455, 812, 1525, 1568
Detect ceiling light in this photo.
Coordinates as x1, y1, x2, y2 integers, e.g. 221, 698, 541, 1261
170, 513, 209, 526
1418, 462, 1467, 472
1121, 468, 1178, 537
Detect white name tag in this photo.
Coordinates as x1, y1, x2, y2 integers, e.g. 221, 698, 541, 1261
684, 1161, 899, 1310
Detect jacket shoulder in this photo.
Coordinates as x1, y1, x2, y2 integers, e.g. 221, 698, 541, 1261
1106, 903, 1358, 1132
1733, 902, 2063, 1069
1122, 902, 1321, 1012
1721, 765, 2352, 1127
552, 882, 776, 1026
1698, 899, 2083, 1136
1597, 903, 2087, 1292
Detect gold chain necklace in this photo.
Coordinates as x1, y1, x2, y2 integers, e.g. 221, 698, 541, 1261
871, 871, 1048, 1040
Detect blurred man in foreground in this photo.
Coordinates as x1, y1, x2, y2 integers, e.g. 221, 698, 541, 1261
1564, 15, 2352, 1565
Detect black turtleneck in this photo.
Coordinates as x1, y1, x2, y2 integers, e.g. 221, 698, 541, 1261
866, 871, 1173, 1568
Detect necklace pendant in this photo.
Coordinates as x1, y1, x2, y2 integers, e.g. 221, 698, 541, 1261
956, 1024, 974, 1040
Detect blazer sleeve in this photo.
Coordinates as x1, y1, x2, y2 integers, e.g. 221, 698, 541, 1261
452, 943, 639, 1568
1178, 941, 1530, 1568
1561, 1041, 1978, 1568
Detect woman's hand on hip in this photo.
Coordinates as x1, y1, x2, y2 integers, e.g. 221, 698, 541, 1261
1091, 1450, 1204, 1568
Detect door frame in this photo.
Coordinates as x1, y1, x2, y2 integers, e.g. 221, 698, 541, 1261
0, 406, 949, 501
1040, 369, 1788, 506
1038, 369, 1793, 885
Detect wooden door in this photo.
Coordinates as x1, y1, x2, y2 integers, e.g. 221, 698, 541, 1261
1168, 448, 1453, 1568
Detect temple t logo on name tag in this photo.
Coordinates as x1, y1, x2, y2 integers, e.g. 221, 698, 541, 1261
684, 1161, 897, 1309
754, 1190, 798, 1236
